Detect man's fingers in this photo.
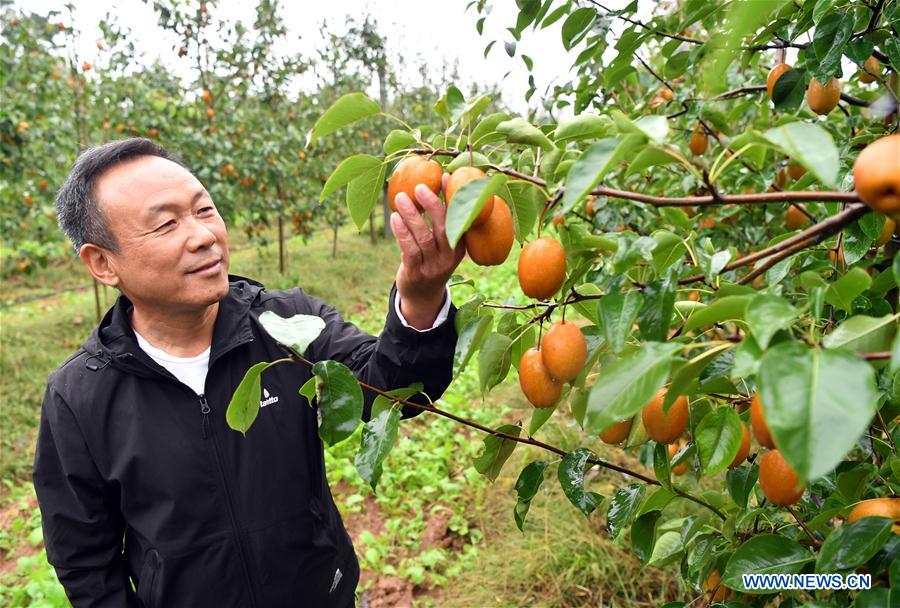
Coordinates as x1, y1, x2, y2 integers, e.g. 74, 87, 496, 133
414, 184, 450, 250
396, 191, 439, 258
390, 210, 423, 267
441, 173, 450, 199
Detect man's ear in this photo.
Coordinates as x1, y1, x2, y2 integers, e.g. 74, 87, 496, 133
79, 243, 121, 288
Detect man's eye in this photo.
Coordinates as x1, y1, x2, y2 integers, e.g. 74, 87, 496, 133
158, 220, 175, 230
200, 206, 214, 214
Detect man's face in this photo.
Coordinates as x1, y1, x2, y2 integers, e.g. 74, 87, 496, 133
91, 155, 230, 313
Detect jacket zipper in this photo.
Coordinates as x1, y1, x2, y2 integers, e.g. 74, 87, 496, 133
116, 339, 260, 607
199, 392, 258, 608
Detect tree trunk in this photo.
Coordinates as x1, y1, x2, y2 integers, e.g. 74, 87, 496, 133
278, 212, 285, 275
369, 209, 377, 244
332, 224, 339, 258
378, 63, 394, 241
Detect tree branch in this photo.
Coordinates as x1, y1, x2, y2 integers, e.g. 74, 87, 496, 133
279, 346, 727, 520
679, 204, 870, 284
589, 1, 702, 45
413, 149, 862, 209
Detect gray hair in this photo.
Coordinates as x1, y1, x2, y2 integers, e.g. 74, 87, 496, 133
55, 138, 187, 254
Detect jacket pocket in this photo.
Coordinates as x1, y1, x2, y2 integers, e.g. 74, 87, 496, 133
246, 512, 341, 606
137, 548, 161, 608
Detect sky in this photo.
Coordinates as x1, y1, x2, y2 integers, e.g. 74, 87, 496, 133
18, 0, 646, 115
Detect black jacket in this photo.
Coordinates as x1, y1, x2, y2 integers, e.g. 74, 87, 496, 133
32, 274, 458, 608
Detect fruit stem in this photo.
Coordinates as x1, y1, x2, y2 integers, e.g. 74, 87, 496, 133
875, 411, 898, 454
786, 505, 822, 548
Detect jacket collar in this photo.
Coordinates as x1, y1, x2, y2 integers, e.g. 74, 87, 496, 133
82, 274, 265, 378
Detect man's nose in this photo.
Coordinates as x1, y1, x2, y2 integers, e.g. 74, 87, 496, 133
186, 217, 217, 249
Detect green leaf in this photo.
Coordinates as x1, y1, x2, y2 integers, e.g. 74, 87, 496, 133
835, 463, 876, 503
761, 122, 839, 189
541, 2, 570, 28
454, 294, 486, 334
454, 315, 494, 377
513, 460, 549, 532
561, 7, 595, 50
382, 130, 417, 155
560, 139, 621, 213
651, 232, 687, 274
308, 92, 380, 146
631, 512, 661, 563
726, 466, 758, 509
606, 483, 646, 538
701, 0, 785, 94
637, 278, 676, 342
346, 162, 387, 231
471, 112, 513, 146
434, 86, 465, 122
825, 267, 873, 313
558, 447, 603, 516
320, 154, 382, 201
665, 343, 735, 408
459, 95, 492, 129
495, 117, 554, 150
772, 68, 806, 112
822, 313, 899, 353
683, 295, 751, 333
722, 535, 814, 593
503, 180, 541, 243
884, 37, 900, 72
598, 291, 644, 353
731, 335, 763, 379
474, 424, 521, 482
445, 173, 509, 248
653, 442, 673, 492
612, 234, 656, 274
647, 531, 683, 568
811, 13, 854, 82
446, 151, 491, 173
313, 360, 364, 446
816, 517, 894, 573
258, 311, 326, 354
759, 342, 878, 481
354, 405, 401, 491
626, 146, 681, 177
225, 361, 272, 434
299, 376, 316, 404
585, 342, 681, 434
478, 333, 513, 395
695, 239, 733, 282
638, 487, 676, 516
529, 402, 557, 435
632, 116, 669, 144
745, 294, 797, 350
695, 407, 743, 475
812, 0, 836, 24
554, 114, 611, 142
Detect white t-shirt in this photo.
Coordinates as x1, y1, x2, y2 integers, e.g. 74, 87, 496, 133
133, 328, 210, 396
130, 286, 452, 396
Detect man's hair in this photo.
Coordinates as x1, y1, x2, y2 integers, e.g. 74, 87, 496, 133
55, 138, 188, 254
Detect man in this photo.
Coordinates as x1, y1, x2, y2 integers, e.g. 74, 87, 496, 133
32, 138, 465, 607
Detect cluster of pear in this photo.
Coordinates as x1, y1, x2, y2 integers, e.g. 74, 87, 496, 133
515, 224, 587, 410
600, 389, 751, 477
766, 57, 883, 116
387, 156, 515, 266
